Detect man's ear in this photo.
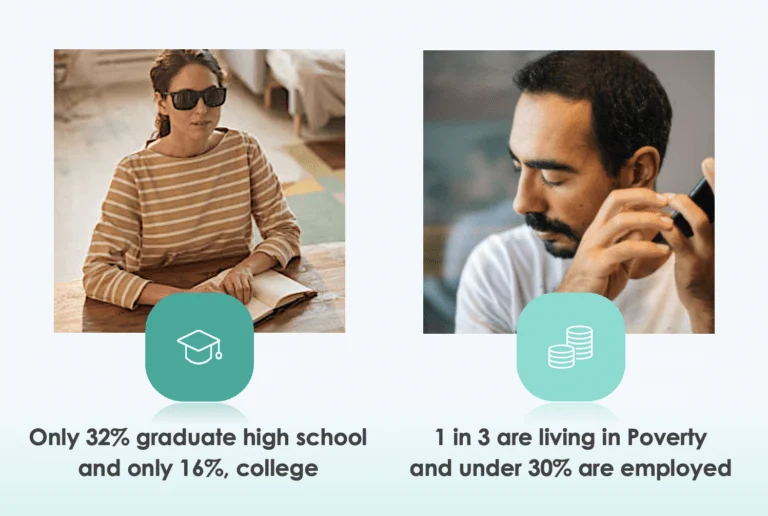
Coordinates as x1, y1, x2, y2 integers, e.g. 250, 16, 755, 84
155, 91, 168, 116
617, 146, 660, 189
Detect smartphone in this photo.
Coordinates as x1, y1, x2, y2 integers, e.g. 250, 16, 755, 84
652, 176, 715, 245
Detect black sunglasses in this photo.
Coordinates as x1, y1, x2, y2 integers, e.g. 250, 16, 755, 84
163, 86, 227, 110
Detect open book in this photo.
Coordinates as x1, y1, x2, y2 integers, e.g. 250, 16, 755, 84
194, 269, 316, 324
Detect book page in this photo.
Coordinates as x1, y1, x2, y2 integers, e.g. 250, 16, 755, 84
251, 270, 314, 308
192, 268, 314, 312
245, 297, 273, 324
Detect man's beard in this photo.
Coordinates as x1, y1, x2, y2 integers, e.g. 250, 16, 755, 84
524, 212, 581, 259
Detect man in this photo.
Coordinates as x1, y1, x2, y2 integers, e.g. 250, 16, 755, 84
455, 51, 715, 334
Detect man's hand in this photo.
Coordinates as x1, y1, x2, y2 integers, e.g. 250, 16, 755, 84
220, 266, 255, 305
659, 157, 715, 333
557, 188, 674, 300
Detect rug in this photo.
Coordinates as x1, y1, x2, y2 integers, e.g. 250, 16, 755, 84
281, 138, 345, 245
305, 137, 345, 170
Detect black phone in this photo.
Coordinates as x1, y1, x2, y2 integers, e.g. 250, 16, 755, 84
652, 176, 714, 245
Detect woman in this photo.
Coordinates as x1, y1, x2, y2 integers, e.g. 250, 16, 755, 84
83, 49, 301, 309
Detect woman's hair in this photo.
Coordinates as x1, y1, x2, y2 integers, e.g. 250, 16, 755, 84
149, 49, 226, 138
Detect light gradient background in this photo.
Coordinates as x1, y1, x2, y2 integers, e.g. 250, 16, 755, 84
2, 0, 768, 514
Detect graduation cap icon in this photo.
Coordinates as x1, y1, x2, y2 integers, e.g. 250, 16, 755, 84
177, 329, 222, 366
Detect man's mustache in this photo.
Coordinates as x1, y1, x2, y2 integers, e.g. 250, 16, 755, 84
525, 213, 579, 241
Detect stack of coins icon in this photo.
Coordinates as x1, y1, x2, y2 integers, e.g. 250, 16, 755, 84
548, 344, 575, 369
566, 325, 593, 360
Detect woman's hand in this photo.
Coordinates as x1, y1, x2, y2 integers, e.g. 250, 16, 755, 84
188, 252, 277, 304
220, 266, 255, 305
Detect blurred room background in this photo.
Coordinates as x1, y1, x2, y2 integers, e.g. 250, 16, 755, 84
54, 49, 345, 284
423, 51, 715, 333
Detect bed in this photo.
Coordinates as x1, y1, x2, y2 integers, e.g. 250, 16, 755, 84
221, 49, 345, 136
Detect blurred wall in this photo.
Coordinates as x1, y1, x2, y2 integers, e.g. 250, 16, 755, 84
423, 51, 715, 334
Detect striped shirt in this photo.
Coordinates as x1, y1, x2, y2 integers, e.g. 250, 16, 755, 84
82, 128, 301, 309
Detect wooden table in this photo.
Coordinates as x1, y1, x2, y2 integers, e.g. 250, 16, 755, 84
54, 242, 345, 333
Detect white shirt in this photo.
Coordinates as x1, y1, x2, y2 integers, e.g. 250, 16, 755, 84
455, 225, 692, 334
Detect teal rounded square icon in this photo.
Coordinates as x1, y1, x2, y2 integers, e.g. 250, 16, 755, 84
517, 293, 625, 402
145, 293, 254, 402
